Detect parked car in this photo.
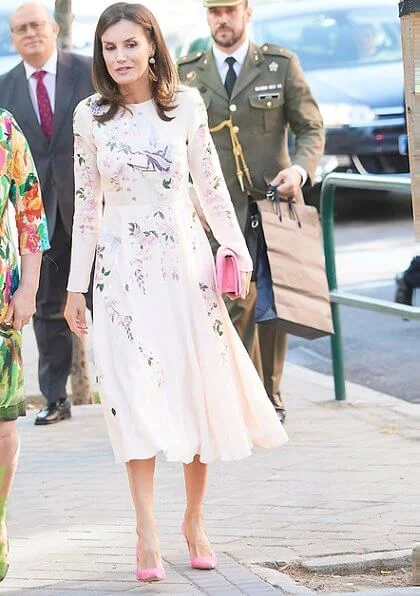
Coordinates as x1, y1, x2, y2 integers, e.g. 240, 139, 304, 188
252, 0, 408, 181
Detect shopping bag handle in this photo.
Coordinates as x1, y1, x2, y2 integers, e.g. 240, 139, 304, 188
265, 185, 302, 228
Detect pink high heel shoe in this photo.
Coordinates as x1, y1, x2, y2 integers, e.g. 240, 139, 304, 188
181, 522, 217, 570
136, 538, 165, 582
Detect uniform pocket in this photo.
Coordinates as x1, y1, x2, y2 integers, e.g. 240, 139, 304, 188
248, 91, 284, 132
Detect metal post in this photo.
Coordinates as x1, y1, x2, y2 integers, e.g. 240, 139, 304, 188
319, 173, 417, 401
320, 182, 346, 400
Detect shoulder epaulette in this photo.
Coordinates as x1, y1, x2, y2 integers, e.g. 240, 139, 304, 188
260, 43, 293, 59
177, 52, 204, 66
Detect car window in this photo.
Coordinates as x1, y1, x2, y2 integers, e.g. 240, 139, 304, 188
253, 7, 401, 70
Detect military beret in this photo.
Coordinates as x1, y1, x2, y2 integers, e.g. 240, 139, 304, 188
203, 0, 243, 7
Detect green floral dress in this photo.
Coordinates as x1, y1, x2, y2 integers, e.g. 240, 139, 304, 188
0, 109, 49, 421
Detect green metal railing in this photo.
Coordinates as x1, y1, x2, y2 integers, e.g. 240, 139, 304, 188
320, 173, 420, 400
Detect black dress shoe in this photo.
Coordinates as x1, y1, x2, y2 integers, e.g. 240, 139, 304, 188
395, 274, 413, 306
268, 392, 286, 424
34, 400, 71, 426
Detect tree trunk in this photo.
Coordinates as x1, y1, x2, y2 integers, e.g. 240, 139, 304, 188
55, 0, 72, 51
71, 335, 93, 405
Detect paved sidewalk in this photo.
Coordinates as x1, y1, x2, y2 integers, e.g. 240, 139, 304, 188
2, 333, 420, 594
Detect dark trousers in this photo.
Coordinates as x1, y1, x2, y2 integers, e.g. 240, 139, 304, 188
225, 199, 287, 396
225, 283, 287, 396
33, 213, 72, 405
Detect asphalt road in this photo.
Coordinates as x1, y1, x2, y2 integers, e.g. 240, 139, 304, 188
287, 280, 419, 403
287, 191, 419, 404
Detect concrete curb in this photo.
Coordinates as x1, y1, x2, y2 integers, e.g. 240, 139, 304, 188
250, 552, 418, 596
302, 550, 412, 574
325, 590, 420, 595
249, 564, 315, 595
284, 363, 420, 419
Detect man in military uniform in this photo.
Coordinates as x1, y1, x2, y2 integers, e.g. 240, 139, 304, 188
178, 0, 324, 422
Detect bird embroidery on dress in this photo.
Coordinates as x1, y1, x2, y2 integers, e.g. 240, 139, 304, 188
118, 144, 172, 173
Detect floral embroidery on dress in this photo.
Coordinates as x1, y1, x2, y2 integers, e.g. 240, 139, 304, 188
95, 233, 121, 292
90, 102, 107, 117
198, 125, 233, 224
95, 246, 111, 292
103, 295, 164, 390
199, 282, 228, 363
138, 344, 164, 390
185, 203, 201, 252
88, 96, 109, 118
127, 211, 179, 294
106, 299, 134, 342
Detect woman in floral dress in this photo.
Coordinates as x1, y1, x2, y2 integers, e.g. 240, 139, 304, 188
65, 2, 288, 582
0, 110, 49, 582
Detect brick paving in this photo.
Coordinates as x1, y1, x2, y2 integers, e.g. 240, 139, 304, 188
1, 328, 419, 594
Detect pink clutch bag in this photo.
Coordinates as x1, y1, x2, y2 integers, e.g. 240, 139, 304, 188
216, 247, 242, 295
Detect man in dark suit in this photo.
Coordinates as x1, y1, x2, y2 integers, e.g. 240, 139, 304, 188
0, 2, 94, 425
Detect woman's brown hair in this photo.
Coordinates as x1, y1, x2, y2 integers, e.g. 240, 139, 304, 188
92, 2, 178, 123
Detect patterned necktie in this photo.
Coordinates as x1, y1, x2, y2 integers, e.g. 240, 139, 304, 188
224, 57, 237, 98
33, 70, 53, 141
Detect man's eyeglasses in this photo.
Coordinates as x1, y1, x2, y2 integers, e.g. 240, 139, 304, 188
11, 20, 48, 36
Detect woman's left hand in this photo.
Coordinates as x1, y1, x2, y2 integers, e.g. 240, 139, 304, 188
226, 271, 252, 301
3, 286, 36, 330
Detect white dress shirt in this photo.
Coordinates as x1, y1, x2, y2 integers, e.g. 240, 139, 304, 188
213, 39, 249, 83
23, 49, 57, 123
211, 40, 308, 187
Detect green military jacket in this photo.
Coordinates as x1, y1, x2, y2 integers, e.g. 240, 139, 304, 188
178, 42, 325, 233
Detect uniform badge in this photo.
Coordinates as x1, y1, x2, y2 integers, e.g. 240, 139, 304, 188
186, 71, 196, 82
254, 83, 282, 92
269, 61, 279, 72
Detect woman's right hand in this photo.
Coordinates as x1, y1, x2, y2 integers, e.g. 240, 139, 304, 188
64, 292, 88, 339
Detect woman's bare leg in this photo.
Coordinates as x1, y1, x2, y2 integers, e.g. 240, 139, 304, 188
0, 420, 20, 576
183, 455, 213, 557
126, 457, 162, 569
0, 421, 19, 528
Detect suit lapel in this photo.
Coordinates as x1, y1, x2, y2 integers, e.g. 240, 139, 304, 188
230, 43, 263, 101
51, 52, 77, 147
12, 63, 49, 148
198, 50, 228, 102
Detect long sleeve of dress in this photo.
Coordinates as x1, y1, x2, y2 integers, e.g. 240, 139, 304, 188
8, 115, 50, 255
67, 100, 103, 293
186, 89, 253, 272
